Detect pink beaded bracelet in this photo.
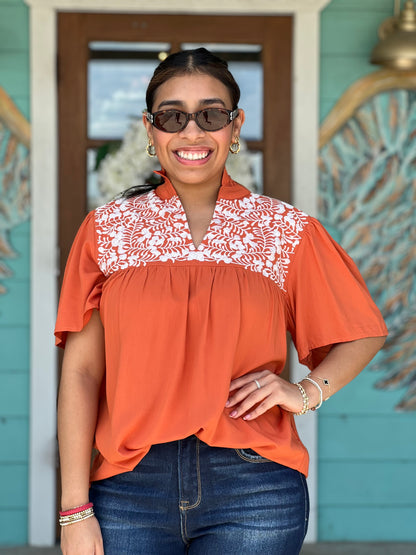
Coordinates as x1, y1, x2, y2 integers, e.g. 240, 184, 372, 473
59, 502, 93, 517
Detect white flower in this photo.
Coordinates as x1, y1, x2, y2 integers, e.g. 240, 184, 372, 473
97, 121, 159, 202
188, 251, 205, 261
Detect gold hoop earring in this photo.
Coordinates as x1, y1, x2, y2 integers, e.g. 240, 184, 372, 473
229, 137, 240, 154
146, 139, 157, 158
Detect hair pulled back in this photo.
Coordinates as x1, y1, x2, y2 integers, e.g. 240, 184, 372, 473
146, 47, 240, 112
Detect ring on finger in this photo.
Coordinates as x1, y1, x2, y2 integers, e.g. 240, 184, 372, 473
253, 379, 261, 389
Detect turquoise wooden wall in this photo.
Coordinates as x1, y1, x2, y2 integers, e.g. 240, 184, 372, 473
319, 0, 416, 541
0, 0, 30, 546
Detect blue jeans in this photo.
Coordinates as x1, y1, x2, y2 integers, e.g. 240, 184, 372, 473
90, 436, 309, 554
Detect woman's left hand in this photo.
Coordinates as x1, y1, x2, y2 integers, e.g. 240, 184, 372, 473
226, 370, 304, 420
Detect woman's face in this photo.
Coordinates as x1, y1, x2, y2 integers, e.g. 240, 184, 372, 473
143, 73, 244, 193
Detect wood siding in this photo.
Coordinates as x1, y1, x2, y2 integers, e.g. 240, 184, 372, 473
0, 0, 30, 545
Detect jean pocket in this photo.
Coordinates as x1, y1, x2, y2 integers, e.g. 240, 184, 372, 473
234, 448, 270, 463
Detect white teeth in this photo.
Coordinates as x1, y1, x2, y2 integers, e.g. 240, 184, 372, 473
177, 150, 209, 160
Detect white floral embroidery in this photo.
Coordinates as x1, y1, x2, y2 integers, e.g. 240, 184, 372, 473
95, 191, 309, 291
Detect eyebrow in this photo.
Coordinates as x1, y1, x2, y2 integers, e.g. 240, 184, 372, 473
156, 98, 227, 110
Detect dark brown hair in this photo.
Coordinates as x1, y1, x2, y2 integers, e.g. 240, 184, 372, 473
146, 47, 240, 112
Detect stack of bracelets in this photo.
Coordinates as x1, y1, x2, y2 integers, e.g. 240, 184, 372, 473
294, 374, 330, 416
59, 502, 94, 527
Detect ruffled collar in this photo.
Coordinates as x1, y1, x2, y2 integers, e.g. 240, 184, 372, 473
153, 168, 251, 201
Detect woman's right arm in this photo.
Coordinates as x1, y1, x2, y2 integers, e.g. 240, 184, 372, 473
58, 308, 105, 554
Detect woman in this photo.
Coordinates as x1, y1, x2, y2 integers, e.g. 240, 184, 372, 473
56, 48, 387, 554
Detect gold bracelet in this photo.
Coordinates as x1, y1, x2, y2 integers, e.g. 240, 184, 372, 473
59, 512, 95, 526
294, 382, 309, 415
59, 507, 95, 526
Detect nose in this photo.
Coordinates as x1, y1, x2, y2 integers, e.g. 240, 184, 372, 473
178, 116, 205, 138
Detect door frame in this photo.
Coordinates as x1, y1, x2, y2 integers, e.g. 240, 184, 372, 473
25, 0, 331, 546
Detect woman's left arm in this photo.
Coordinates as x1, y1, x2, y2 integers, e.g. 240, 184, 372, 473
226, 336, 386, 420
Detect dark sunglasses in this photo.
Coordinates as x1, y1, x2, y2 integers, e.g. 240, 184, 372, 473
145, 107, 239, 133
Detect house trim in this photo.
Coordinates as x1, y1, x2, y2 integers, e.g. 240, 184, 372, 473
25, 0, 330, 545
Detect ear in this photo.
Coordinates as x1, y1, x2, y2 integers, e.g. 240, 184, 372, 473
232, 109, 245, 137
142, 112, 154, 142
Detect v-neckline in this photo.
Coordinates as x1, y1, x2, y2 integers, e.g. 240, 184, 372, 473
180, 200, 218, 251
153, 169, 251, 250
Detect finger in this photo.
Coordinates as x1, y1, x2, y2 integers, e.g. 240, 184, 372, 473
228, 388, 272, 418
229, 370, 270, 388
242, 396, 276, 420
227, 371, 277, 407
226, 380, 260, 407
229, 376, 258, 392
229, 370, 271, 392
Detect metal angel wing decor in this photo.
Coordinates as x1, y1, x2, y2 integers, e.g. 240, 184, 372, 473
0, 87, 30, 295
319, 69, 416, 411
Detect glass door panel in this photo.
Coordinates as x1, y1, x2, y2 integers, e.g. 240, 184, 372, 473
87, 42, 170, 208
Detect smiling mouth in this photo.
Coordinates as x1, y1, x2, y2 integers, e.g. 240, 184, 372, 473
176, 150, 211, 161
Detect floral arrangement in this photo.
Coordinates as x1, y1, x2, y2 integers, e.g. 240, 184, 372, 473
96, 119, 258, 204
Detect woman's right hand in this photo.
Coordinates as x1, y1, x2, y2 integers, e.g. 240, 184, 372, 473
60, 516, 104, 555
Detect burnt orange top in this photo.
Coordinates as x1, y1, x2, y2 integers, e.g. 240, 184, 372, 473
55, 170, 387, 480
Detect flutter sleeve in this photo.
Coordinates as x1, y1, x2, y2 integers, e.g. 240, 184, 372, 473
54, 211, 105, 348
285, 217, 388, 370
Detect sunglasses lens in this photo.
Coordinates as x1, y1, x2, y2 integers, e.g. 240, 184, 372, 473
154, 111, 187, 132
151, 108, 235, 132
196, 109, 230, 131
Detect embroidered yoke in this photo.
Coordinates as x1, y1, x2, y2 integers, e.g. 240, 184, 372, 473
55, 170, 387, 481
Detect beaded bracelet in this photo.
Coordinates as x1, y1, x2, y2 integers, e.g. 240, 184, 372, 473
59, 502, 93, 517
59, 503, 94, 527
302, 377, 323, 410
294, 382, 309, 415
59, 508, 94, 527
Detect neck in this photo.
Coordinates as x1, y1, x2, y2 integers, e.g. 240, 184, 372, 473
168, 172, 224, 209
176, 182, 219, 207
